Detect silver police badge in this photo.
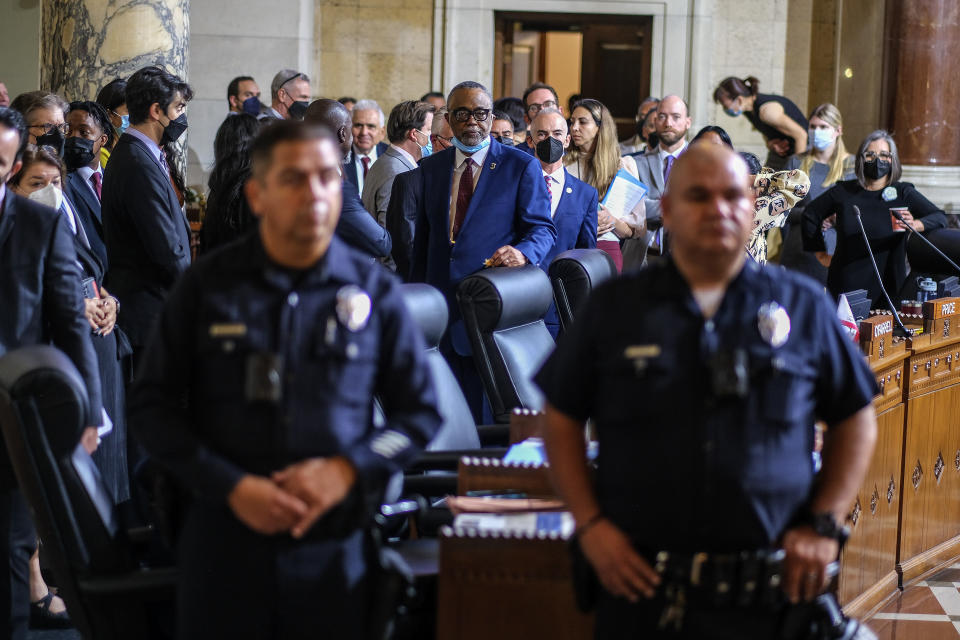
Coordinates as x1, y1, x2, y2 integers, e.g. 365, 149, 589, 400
757, 302, 791, 348
336, 285, 371, 332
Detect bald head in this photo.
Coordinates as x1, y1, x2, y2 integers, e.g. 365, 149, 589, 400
656, 95, 691, 151
531, 108, 568, 137
662, 144, 754, 266
304, 98, 352, 158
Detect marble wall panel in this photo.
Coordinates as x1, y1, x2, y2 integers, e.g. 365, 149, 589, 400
41, 0, 189, 101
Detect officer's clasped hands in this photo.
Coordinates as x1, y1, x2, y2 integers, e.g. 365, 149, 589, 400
271, 456, 358, 539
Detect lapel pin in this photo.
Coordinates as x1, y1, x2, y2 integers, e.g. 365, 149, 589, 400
489, 162, 496, 170
566, 187, 573, 194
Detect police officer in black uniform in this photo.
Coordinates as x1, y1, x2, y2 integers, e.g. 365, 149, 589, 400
130, 120, 441, 639
535, 144, 879, 639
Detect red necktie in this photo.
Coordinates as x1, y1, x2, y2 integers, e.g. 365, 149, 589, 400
452, 158, 474, 241
361, 156, 371, 178
90, 172, 102, 201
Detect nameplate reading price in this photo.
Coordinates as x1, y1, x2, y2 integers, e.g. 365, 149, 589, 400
925, 298, 960, 320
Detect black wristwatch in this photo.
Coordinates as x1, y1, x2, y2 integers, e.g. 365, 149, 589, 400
800, 511, 851, 548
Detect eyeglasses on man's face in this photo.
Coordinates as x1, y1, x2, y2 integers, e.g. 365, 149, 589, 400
450, 108, 491, 123
526, 100, 558, 115
28, 122, 68, 135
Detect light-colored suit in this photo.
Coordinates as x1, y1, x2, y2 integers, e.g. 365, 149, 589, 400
631, 149, 667, 225
362, 145, 417, 231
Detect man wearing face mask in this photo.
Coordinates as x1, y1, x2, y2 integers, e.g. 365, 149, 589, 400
363, 100, 434, 270
262, 69, 311, 121
101, 65, 194, 365
8, 91, 69, 156
531, 108, 598, 338
226, 75, 262, 117
409, 80, 555, 421
63, 101, 114, 269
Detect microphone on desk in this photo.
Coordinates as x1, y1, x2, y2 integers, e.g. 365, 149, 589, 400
889, 207, 960, 275
852, 205, 912, 338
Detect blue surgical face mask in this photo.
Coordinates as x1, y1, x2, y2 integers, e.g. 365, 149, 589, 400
811, 128, 836, 151
115, 113, 129, 137
451, 135, 490, 155
723, 97, 742, 118
414, 129, 432, 158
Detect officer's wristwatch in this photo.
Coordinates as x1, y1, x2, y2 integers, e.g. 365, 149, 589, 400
801, 511, 850, 548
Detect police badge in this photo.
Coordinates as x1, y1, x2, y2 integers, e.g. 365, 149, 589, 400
336, 285, 372, 331
758, 301, 791, 348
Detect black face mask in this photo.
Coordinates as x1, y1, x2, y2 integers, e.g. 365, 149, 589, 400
161, 113, 188, 144
647, 131, 660, 149
242, 96, 262, 116
864, 158, 891, 180
63, 137, 96, 170
536, 136, 564, 164
288, 100, 309, 120
36, 128, 65, 158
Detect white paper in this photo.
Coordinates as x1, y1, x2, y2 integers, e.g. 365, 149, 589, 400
601, 168, 648, 220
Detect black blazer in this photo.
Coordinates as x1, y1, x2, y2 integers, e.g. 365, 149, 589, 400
65, 170, 108, 269
0, 191, 103, 428
343, 142, 388, 190
385, 168, 420, 279
337, 178, 392, 259
101, 132, 191, 347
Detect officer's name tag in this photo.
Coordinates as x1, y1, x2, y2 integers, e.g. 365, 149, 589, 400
624, 344, 661, 373
209, 323, 247, 338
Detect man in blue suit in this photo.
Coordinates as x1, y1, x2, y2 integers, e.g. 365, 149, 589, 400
410, 80, 555, 419
530, 108, 599, 337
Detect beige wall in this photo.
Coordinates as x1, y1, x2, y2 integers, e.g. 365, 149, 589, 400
544, 32, 582, 109
0, 0, 41, 99
314, 0, 435, 118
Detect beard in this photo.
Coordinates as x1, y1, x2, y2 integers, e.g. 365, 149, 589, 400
658, 128, 688, 147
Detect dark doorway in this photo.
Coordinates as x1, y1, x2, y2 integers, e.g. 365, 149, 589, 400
494, 12, 653, 139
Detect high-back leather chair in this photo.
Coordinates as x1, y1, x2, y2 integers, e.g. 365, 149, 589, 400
0, 346, 176, 640
456, 265, 555, 423
548, 248, 617, 335
400, 283, 482, 452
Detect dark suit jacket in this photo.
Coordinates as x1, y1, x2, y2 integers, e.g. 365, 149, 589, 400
386, 169, 421, 280
65, 170, 108, 269
102, 132, 191, 347
344, 142, 389, 191
0, 191, 102, 428
541, 171, 598, 337
337, 178, 392, 258
410, 140, 556, 355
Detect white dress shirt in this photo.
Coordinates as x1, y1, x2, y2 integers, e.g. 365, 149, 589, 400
353, 145, 381, 193
542, 166, 566, 218
449, 145, 490, 239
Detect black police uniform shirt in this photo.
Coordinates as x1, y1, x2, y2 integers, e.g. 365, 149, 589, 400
535, 258, 877, 554
130, 232, 441, 534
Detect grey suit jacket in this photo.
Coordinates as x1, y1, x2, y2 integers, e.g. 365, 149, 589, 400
631, 149, 667, 224
361, 145, 417, 230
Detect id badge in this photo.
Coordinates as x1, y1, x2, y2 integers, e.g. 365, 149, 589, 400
244, 352, 284, 404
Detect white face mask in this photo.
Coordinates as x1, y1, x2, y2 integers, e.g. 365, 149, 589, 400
28, 182, 64, 211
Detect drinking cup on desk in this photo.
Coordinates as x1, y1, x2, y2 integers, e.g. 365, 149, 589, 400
890, 207, 910, 232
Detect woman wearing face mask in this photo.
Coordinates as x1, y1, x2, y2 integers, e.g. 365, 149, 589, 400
95, 78, 128, 167
713, 76, 808, 170
801, 130, 947, 308
565, 98, 645, 271
780, 103, 855, 282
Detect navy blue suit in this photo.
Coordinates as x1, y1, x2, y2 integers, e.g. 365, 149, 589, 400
542, 170, 599, 337
65, 171, 108, 269
337, 178, 392, 259
410, 140, 556, 355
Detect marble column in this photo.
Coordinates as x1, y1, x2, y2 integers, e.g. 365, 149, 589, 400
41, 0, 189, 102
888, 0, 960, 166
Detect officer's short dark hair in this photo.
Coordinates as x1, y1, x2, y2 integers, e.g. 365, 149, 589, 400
0, 106, 28, 163
386, 100, 435, 145
250, 120, 335, 179
522, 82, 560, 109
125, 66, 194, 125
227, 75, 255, 104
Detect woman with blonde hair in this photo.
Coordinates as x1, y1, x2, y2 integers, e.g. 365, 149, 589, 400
565, 98, 645, 271
781, 103, 855, 281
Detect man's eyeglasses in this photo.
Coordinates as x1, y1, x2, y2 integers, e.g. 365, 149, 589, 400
28, 122, 68, 135
862, 151, 893, 162
526, 100, 558, 115
450, 108, 491, 123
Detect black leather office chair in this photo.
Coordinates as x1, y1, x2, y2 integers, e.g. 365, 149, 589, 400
548, 248, 617, 335
0, 346, 176, 640
457, 265, 555, 423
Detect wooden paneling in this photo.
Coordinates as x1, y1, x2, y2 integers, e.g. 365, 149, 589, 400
457, 458, 555, 497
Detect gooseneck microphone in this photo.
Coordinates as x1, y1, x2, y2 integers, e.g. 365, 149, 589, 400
889, 207, 960, 275
852, 205, 912, 337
